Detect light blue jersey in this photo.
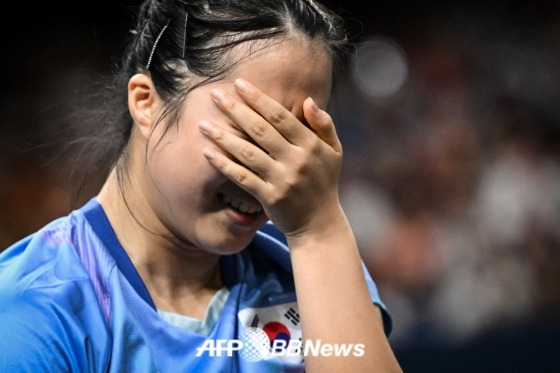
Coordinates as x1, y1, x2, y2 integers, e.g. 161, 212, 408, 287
0, 198, 391, 372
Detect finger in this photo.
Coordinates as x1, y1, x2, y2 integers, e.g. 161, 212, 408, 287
209, 88, 288, 156
303, 97, 342, 153
201, 147, 266, 197
199, 120, 275, 180
233, 78, 305, 144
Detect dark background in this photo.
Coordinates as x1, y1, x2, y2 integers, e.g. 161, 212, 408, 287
2, 1, 560, 371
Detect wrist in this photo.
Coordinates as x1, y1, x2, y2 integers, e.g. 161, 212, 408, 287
284, 202, 353, 249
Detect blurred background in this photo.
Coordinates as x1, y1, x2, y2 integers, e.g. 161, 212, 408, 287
1, 0, 559, 371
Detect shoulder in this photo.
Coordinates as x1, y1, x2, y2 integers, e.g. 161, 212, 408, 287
0, 285, 108, 372
0, 214, 89, 288
0, 214, 111, 371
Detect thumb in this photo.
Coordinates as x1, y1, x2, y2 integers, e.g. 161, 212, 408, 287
303, 97, 342, 153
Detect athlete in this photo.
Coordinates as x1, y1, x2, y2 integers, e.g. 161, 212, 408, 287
0, 0, 402, 372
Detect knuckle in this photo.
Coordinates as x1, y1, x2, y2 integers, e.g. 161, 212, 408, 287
304, 137, 322, 156
223, 97, 237, 112
292, 159, 308, 176
251, 119, 268, 138
269, 108, 288, 125
240, 144, 256, 162
213, 129, 225, 142
310, 139, 322, 156
280, 170, 300, 193
234, 169, 249, 185
268, 188, 286, 206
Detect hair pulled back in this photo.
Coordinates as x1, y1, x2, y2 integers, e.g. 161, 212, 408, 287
72, 0, 348, 201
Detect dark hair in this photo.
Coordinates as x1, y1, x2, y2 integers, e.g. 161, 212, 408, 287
70, 0, 348, 202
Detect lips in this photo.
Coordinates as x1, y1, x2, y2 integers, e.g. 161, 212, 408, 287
220, 193, 262, 214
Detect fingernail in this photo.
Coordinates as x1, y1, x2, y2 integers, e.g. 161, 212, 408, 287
199, 120, 213, 134
203, 148, 216, 160
234, 78, 251, 93
210, 89, 225, 103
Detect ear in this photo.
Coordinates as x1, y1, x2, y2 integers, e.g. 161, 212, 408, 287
128, 73, 161, 139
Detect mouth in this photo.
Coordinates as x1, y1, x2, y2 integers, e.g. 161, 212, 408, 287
220, 193, 262, 215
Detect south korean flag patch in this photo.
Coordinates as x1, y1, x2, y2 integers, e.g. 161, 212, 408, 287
237, 302, 303, 363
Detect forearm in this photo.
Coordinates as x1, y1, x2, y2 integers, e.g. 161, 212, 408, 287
287, 205, 402, 373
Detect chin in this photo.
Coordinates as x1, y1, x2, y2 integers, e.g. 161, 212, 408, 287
201, 232, 256, 256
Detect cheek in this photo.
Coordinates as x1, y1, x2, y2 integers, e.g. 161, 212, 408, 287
146, 124, 218, 200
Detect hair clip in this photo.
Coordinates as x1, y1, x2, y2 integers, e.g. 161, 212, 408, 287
146, 19, 171, 69
303, 0, 328, 20
182, 13, 188, 59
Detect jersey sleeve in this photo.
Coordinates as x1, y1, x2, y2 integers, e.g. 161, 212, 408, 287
362, 261, 393, 336
0, 229, 111, 372
0, 293, 88, 372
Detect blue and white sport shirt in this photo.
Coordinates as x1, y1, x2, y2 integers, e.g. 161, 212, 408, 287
0, 198, 390, 372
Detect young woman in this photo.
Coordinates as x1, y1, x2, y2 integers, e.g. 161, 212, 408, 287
0, 0, 402, 371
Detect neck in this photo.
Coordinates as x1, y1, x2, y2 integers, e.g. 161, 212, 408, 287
97, 168, 223, 319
